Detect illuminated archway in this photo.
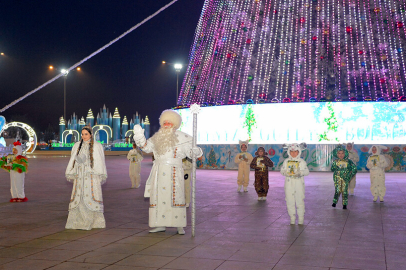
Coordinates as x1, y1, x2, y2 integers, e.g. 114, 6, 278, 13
0, 122, 37, 154
92, 125, 112, 144
61, 130, 80, 144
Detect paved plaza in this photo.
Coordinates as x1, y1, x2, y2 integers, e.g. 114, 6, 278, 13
0, 155, 405, 270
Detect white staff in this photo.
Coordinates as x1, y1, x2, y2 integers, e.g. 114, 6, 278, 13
189, 103, 200, 237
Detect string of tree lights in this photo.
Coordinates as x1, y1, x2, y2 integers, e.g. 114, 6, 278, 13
177, 0, 406, 106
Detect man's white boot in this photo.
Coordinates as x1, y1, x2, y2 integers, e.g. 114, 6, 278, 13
177, 227, 185, 235
149, 227, 166, 233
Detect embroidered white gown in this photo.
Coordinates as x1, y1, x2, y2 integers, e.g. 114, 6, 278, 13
139, 130, 202, 228
65, 141, 107, 230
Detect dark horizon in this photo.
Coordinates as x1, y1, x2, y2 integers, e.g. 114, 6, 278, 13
0, 0, 205, 136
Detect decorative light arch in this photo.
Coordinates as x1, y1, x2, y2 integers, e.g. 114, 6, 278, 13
61, 130, 80, 144
92, 125, 113, 144
0, 122, 37, 154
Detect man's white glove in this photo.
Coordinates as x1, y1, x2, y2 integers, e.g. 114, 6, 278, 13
133, 124, 146, 146
190, 147, 203, 158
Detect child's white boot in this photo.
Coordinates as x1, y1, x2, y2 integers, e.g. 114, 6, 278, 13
237, 185, 242, 192
243, 187, 248, 192
290, 216, 296, 225
298, 217, 304, 225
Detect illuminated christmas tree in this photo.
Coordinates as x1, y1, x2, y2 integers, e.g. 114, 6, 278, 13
179, 0, 406, 105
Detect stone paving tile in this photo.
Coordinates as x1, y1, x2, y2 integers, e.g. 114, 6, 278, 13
47, 261, 108, 269
0, 258, 59, 270
273, 265, 329, 270
14, 239, 69, 249
53, 240, 108, 251
0, 247, 45, 259
161, 257, 224, 270
115, 254, 177, 267
103, 266, 158, 270
93, 243, 149, 254
181, 245, 240, 260
215, 260, 275, 270
25, 248, 85, 261
68, 250, 132, 264
330, 256, 386, 270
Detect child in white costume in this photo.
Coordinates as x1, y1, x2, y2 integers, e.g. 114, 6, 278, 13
234, 140, 253, 192
346, 142, 359, 195
0, 142, 28, 202
366, 145, 389, 202
182, 157, 192, 207
280, 143, 309, 225
127, 144, 143, 188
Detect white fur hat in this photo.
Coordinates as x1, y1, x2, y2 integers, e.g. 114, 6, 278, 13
368, 145, 387, 154
159, 109, 182, 130
239, 140, 249, 150
283, 143, 307, 159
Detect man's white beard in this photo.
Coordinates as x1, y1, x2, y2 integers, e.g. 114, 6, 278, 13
151, 127, 179, 156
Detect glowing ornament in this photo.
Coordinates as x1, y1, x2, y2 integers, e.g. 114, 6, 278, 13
300, 17, 306, 23
373, 7, 380, 13
363, 82, 368, 87
248, 75, 253, 81
282, 98, 291, 103
312, 36, 317, 41
301, 39, 307, 45
226, 53, 232, 58
194, 75, 199, 80
397, 22, 404, 28
346, 26, 353, 33
324, 29, 329, 35
358, 50, 363, 55
246, 39, 252, 44
361, 62, 366, 66
315, 79, 321, 85
379, 78, 386, 84
364, 96, 372, 101
316, 6, 321, 11
380, 55, 387, 61
243, 27, 248, 32
280, 50, 285, 55
285, 60, 290, 65
341, 62, 346, 67
349, 97, 357, 102
398, 48, 403, 53
320, 56, 324, 60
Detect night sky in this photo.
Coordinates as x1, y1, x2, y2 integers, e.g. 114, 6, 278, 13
0, 0, 205, 135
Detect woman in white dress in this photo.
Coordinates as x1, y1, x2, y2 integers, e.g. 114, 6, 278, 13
65, 126, 107, 230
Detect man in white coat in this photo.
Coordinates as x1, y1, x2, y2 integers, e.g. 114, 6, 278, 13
133, 109, 202, 235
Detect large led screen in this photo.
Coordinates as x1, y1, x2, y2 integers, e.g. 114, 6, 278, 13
178, 102, 406, 144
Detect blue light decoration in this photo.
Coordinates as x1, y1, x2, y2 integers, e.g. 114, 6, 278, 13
377, 97, 386, 102
309, 97, 317, 102
246, 99, 254, 104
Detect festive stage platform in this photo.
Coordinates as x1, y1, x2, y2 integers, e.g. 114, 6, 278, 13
178, 102, 406, 171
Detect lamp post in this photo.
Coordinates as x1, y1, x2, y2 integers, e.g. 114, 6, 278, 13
174, 64, 183, 104
61, 69, 69, 121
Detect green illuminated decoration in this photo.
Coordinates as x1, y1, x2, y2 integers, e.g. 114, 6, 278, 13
318, 102, 339, 142
243, 104, 257, 141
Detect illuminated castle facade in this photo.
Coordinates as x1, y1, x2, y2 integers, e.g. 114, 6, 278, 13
59, 105, 150, 144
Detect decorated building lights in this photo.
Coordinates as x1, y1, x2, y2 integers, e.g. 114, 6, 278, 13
178, 0, 406, 105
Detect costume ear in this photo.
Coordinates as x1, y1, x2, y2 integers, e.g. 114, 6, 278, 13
282, 143, 289, 150
300, 142, 307, 150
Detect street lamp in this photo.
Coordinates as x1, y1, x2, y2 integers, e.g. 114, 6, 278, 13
61, 69, 69, 121
174, 64, 183, 104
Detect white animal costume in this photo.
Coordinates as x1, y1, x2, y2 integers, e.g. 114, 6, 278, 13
127, 147, 143, 188
133, 110, 202, 234
346, 142, 359, 194
0, 142, 28, 202
65, 131, 107, 230
182, 157, 192, 207
234, 140, 253, 192
366, 145, 389, 202
280, 143, 309, 225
